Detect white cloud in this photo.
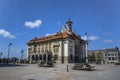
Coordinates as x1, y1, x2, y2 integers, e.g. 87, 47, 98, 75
103, 40, 113, 43
88, 35, 99, 41
81, 36, 85, 40
45, 33, 56, 36
81, 35, 99, 41
103, 32, 113, 36
25, 19, 42, 28
46, 34, 50, 36
0, 29, 16, 39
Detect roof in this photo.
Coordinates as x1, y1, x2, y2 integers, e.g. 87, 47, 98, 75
27, 32, 83, 44
105, 48, 119, 52
88, 47, 119, 53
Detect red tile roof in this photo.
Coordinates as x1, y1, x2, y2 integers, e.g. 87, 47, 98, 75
27, 32, 82, 44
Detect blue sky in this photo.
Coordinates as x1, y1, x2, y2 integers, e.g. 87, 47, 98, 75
0, 0, 120, 58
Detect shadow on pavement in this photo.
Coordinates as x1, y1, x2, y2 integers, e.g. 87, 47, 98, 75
0, 63, 27, 67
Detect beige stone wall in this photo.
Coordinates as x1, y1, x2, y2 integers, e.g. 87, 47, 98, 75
27, 40, 63, 63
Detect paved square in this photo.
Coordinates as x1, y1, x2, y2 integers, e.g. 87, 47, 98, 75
0, 63, 120, 80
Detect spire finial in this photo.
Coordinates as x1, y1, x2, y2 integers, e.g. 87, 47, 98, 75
66, 18, 73, 25
66, 18, 73, 32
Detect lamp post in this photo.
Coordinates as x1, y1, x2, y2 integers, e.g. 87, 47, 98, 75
20, 49, 24, 63
21, 49, 24, 60
0, 52, 3, 63
61, 32, 64, 64
7, 42, 12, 64
85, 33, 88, 63
0, 52, 2, 59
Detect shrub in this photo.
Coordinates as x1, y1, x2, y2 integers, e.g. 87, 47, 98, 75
46, 61, 53, 66
38, 60, 53, 67
24, 60, 29, 64
84, 63, 92, 68
73, 63, 84, 70
38, 60, 45, 67
115, 62, 120, 65
73, 63, 92, 71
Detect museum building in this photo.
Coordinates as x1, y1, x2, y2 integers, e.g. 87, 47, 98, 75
27, 19, 86, 64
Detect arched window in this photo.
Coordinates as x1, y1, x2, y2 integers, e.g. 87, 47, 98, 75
43, 54, 46, 61
74, 55, 79, 63
39, 55, 42, 60
48, 54, 52, 61
70, 54, 73, 60
32, 55, 35, 60
36, 55, 38, 61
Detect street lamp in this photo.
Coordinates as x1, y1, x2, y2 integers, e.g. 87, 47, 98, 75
0, 52, 2, 59
61, 32, 64, 64
85, 33, 88, 63
20, 49, 24, 60
7, 42, 12, 64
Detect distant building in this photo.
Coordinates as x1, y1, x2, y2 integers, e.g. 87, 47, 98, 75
88, 50, 104, 64
104, 47, 119, 63
88, 47, 120, 64
27, 19, 86, 64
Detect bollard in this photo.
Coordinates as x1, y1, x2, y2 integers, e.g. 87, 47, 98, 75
66, 65, 69, 72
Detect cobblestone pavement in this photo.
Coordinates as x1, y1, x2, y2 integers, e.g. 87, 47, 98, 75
0, 63, 120, 80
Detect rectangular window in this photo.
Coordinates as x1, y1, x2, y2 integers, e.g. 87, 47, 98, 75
115, 57, 117, 60
38, 48, 40, 52
105, 57, 107, 60
34, 47, 37, 52
112, 53, 114, 56
112, 57, 114, 60
115, 53, 117, 56
105, 53, 107, 56
108, 53, 110, 56
109, 57, 111, 60
70, 48, 73, 54
49, 43, 51, 52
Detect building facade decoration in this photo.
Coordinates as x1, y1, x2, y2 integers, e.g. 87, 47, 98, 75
27, 19, 86, 64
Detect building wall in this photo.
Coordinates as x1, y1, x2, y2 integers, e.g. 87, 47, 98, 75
88, 50, 105, 63
27, 40, 61, 63
105, 51, 119, 63
68, 39, 75, 62
27, 38, 85, 64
